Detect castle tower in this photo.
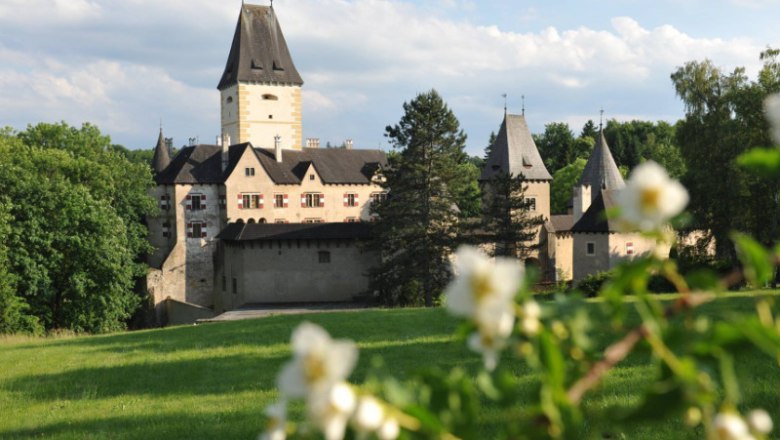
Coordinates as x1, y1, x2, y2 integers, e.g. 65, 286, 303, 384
481, 113, 553, 221
573, 129, 624, 221
217, 4, 304, 149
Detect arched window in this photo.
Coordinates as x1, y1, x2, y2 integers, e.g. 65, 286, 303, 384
247, 218, 256, 224
226, 96, 233, 103
236, 219, 245, 225
259, 218, 267, 223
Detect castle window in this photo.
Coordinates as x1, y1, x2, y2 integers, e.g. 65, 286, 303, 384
245, 167, 255, 176
268, 114, 273, 119
527, 197, 537, 212
303, 218, 323, 224
275, 219, 287, 224
242, 193, 264, 209
309, 174, 315, 181
274, 194, 288, 208
187, 221, 207, 239
159, 195, 171, 210
186, 193, 205, 211
226, 96, 233, 103
626, 242, 634, 255
344, 193, 358, 207
262, 94, 278, 101
162, 222, 171, 238
345, 217, 358, 223
586, 242, 595, 256
302, 192, 324, 208
318, 251, 331, 264
370, 192, 387, 204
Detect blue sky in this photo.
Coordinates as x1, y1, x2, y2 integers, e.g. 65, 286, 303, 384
1, 0, 779, 156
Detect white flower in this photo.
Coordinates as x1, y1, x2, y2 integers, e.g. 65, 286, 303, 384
259, 401, 287, 440
765, 94, 780, 145
714, 412, 754, 440
277, 322, 358, 398
353, 396, 385, 432
520, 300, 541, 336
307, 382, 356, 440
747, 409, 773, 434
467, 331, 509, 371
616, 161, 689, 232
378, 416, 400, 440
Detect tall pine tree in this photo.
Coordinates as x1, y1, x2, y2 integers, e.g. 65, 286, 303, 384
369, 90, 468, 307
480, 172, 545, 258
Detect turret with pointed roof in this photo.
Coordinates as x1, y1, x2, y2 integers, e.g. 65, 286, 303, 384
577, 130, 624, 200
152, 129, 171, 175
481, 114, 552, 181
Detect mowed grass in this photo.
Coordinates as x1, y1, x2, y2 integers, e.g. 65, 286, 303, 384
1, 291, 779, 439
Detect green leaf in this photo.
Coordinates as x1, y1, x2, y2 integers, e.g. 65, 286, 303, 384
732, 233, 773, 286
737, 147, 780, 179
539, 331, 566, 388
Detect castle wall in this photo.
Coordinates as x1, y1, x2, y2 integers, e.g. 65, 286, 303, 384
553, 233, 573, 281
224, 149, 384, 224
214, 238, 376, 311
572, 233, 610, 281
147, 185, 175, 269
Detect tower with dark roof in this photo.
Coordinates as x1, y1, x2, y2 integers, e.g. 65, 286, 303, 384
152, 129, 171, 175
572, 128, 625, 222
218, 4, 304, 149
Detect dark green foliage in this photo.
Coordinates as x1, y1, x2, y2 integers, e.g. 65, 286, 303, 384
580, 120, 598, 139
0, 123, 156, 333
602, 119, 681, 175
479, 172, 544, 258
534, 122, 577, 174
576, 271, 613, 297
671, 50, 780, 258
550, 158, 587, 215
369, 90, 469, 307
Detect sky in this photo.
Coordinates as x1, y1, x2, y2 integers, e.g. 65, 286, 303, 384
2, 0, 780, 157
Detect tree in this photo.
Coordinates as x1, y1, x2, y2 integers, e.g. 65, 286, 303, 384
369, 90, 469, 307
550, 158, 587, 214
534, 122, 576, 173
671, 50, 780, 258
580, 120, 598, 139
0, 123, 156, 333
480, 172, 545, 258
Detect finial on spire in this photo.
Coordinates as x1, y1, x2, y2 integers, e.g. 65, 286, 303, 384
501, 93, 507, 116
159, 118, 163, 134
270, 0, 273, 8
522, 95, 525, 116
599, 108, 604, 131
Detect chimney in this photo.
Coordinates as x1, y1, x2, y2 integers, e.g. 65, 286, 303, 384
274, 135, 283, 163
572, 185, 592, 223
221, 133, 231, 172
345, 139, 353, 150
306, 138, 320, 149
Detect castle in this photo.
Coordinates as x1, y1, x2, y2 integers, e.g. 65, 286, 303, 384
146, 3, 669, 324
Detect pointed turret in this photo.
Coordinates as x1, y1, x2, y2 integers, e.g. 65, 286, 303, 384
152, 129, 171, 174
217, 4, 303, 90
481, 114, 552, 181
577, 130, 624, 200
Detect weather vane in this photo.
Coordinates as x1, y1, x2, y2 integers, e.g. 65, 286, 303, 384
599, 108, 604, 130
522, 95, 525, 116
501, 93, 507, 115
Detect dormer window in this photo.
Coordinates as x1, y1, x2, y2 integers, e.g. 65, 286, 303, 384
272, 60, 284, 71
262, 94, 278, 101
251, 59, 263, 70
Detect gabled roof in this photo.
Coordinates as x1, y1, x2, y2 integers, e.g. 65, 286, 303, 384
217, 5, 303, 90
151, 129, 171, 174
577, 130, 625, 200
217, 222, 371, 241
154, 143, 387, 185
481, 114, 552, 181
571, 190, 621, 233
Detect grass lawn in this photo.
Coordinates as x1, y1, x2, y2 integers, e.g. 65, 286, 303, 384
1, 291, 779, 439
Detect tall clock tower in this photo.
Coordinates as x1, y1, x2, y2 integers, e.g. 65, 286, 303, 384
217, 4, 303, 149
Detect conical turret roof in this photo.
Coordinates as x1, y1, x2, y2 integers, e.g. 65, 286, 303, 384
481, 114, 552, 181
152, 129, 171, 174
577, 130, 624, 200
217, 5, 303, 90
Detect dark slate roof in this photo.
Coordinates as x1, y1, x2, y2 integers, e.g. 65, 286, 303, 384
571, 190, 621, 233
154, 143, 386, 185
217, 222, 371, 241
155, 144, 223, 185
217, 5, 303, 90
152, 130, 171, 174
549, 215, 574, 233
252, 148, 386, 184
577, 130, 625, 200
481, 114, 552, 181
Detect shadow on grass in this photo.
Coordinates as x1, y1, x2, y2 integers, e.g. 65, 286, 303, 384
1, 409, 264, 440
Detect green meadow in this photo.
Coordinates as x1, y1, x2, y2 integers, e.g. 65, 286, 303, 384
1, 291, 779, 439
